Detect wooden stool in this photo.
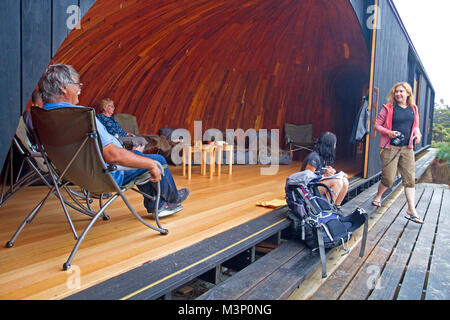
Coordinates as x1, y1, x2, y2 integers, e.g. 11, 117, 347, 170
216, 144, 233, 176
182, 141, 203, 179
201, 144, 216, 179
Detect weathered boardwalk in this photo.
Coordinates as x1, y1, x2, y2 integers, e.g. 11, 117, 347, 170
295, 183, 449, 300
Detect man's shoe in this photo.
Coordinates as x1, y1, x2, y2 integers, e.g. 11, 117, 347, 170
176, 188, 190, 204
157, 203, 183, 218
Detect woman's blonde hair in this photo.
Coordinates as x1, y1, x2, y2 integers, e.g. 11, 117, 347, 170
98, 98, 113, 113
387, 82, 416, 108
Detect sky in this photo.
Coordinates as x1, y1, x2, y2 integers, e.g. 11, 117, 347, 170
393, 0, 450, 105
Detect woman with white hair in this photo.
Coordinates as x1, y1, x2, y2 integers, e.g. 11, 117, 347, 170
96, 98, 147, 152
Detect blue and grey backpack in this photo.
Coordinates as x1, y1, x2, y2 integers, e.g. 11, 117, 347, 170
285, 170, 367, 277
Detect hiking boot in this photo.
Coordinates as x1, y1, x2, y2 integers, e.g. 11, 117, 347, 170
156, 203, 183, 218
175, 188, 190, 204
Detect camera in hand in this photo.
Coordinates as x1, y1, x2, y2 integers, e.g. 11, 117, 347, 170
390, 131, 406, 146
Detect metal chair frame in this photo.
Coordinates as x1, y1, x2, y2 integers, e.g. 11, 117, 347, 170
6, 107, 168, 270
1, 118, 104, 215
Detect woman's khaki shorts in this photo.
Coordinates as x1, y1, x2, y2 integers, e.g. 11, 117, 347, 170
380, 146, 415, 188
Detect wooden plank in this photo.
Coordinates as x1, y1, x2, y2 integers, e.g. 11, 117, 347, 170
74, 208, 290, 300
197, 240, 306, 300
309, 188, 408, 300
0, 157, 365, 300
239, 247, 320, 300
52, 0, 79, 56
368, 187, 433, 300
397, 186, 443, 300
339, 186, 425, 300
21, 0, 52, 108
80, 0, 97, 17
425, 187, 450, 300
367, 0, 411, 178
0, 162, 305, 300
415, 149, 438, 182
0, 0, 21, 168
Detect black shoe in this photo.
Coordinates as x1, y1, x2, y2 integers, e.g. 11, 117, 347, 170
175, 188, 190, 204
156, 203, 183, 218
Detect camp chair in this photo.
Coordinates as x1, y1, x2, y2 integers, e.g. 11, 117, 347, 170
1, 115, 99, 212
114, 113, 172, 156
284, 123, 315, 157
0, 116, 51, 207
6, 106, 168, 270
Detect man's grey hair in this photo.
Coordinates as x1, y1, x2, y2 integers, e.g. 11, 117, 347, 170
38, 64, 79, 103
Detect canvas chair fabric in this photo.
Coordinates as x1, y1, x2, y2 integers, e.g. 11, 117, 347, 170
33, 106, 118, 194
6, 106, 168, 270
0, 117, 50, 207
284, 123, 315, 153
2, 115, 103, 213
114, 113, 140, 135
115, 113, 177, 159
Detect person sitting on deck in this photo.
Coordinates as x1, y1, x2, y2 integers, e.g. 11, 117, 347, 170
96, 98, 147, 152
36, 64, 189, 217
300, 131, 349, 208
23, 88, 44, 132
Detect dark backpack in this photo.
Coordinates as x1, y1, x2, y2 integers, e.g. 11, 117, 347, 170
285, 170, 367, 277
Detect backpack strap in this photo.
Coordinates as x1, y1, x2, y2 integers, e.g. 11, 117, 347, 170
316, 226, 327, 278
309, 182, 336, 205
359, 211, 369, 257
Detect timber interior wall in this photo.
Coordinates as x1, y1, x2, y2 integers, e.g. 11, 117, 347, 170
1, 0, 371, 169
52, 0, 369, 161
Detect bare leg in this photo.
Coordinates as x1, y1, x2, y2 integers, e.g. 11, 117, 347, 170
319, 179, 348, 205
404, 187, 417, 214
373, 181, 389, 205
335, 178, 349, 205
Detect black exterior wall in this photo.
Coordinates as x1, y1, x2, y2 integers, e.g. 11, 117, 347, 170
364, 0, 435, 178
0, 0, 96, 169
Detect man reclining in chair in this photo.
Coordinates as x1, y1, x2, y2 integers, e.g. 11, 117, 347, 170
37, 64, 189, 217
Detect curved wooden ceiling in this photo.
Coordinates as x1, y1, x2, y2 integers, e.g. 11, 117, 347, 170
52, 0, 369, 140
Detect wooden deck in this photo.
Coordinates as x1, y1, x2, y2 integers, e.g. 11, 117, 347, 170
0, 159, 360, 300
289, 182, 450, 300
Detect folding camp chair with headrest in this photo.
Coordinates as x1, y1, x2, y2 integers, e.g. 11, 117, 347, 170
6, 106, 168, 270
0, 116, 51, 207
1, 115, 100, 212
284, 123, 315, 158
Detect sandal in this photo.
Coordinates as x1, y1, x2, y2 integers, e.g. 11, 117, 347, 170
371, 200, 381, 207
405, 211, 424, 224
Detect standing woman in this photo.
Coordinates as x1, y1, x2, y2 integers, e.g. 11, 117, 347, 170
372, 82, 423, 224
